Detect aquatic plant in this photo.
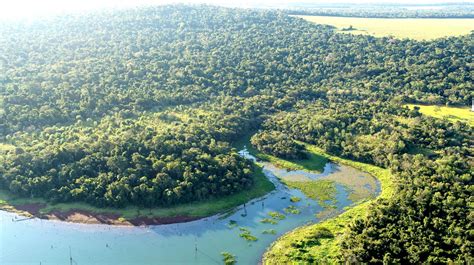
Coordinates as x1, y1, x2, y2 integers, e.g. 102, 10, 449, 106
284, 205, 301, 215
227, 220, 238, 229
239, 227, 258, 241
221, 252, 236, 265
284, 180, 337, 208
262, 229, 277, 235
268, 211, 286, 220
260, 218, 278, 225
290, 196, 301, 203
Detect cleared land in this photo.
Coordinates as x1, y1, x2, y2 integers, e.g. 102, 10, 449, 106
406, 104, 473, 126
296, 15, 474, 40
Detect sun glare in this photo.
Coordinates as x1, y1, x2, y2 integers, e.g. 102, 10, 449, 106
0, 0, 181, 20
0, 0, 468, 21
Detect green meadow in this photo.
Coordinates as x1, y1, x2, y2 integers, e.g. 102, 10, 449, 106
406, 104, 473, 126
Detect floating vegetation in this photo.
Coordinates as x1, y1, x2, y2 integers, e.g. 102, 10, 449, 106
239, 227, 258, 241
262, 229, 277, 235
284, 180, 337, 208
290, 196, 301, 203
284, 205, 301, 215
227, 220, 238, 229
260, 218, 278, 225
240, 233, 258, 241
268, 211, 286, 220
221, 252, 236, 265
261, 211, 287, 224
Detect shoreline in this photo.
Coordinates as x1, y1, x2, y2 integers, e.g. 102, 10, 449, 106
1, 202, 202, 226
262, 144, 395, 264
1, 142, 386, 264
0, 156, 275, 227
0, 152, 274, 227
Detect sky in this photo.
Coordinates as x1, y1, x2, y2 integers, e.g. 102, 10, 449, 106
0, 0, 473, 20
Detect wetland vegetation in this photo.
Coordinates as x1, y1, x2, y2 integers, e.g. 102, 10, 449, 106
0, 4, 472, 264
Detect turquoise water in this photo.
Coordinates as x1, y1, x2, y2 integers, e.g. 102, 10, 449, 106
0, 151, 378, 265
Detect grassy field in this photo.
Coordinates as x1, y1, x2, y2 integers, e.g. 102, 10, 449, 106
263, 144, 395, 264
406, 104, 473, 126
0, 163, 275, 221
296, 15, 474, 40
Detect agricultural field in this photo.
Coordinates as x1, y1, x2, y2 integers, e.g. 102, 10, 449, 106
296, 15, 474, 40
406, 104, 473, 126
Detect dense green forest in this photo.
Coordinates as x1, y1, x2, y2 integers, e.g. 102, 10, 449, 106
0, 5, 472, 263
251, 130, 306, 159
257, 100, 472, 263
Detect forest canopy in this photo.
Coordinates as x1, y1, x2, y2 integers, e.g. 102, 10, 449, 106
0, 5, 472, 263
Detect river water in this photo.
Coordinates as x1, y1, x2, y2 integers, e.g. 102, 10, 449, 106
0, 150, 378, 265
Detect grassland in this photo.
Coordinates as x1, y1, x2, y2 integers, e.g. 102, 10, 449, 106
263, 144, 395, 264
296, 15, 474, 40
406, 104, 473, 126
0, 163, 274, 224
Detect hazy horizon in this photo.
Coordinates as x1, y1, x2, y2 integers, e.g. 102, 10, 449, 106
1, 0, 473, 21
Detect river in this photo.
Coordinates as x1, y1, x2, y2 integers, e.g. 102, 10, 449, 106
0, 150, 379, 265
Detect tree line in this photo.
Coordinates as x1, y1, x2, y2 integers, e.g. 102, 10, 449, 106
253, 98, 472, 263
0, 5, 472, 262
0, 6, 471, 137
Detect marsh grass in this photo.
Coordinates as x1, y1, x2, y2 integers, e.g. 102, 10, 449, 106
239, 227, 258, 241
284, 180, 337, 208
262, 229, 277, 235
263, 143, 395, 264
221, 252, 236, 265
